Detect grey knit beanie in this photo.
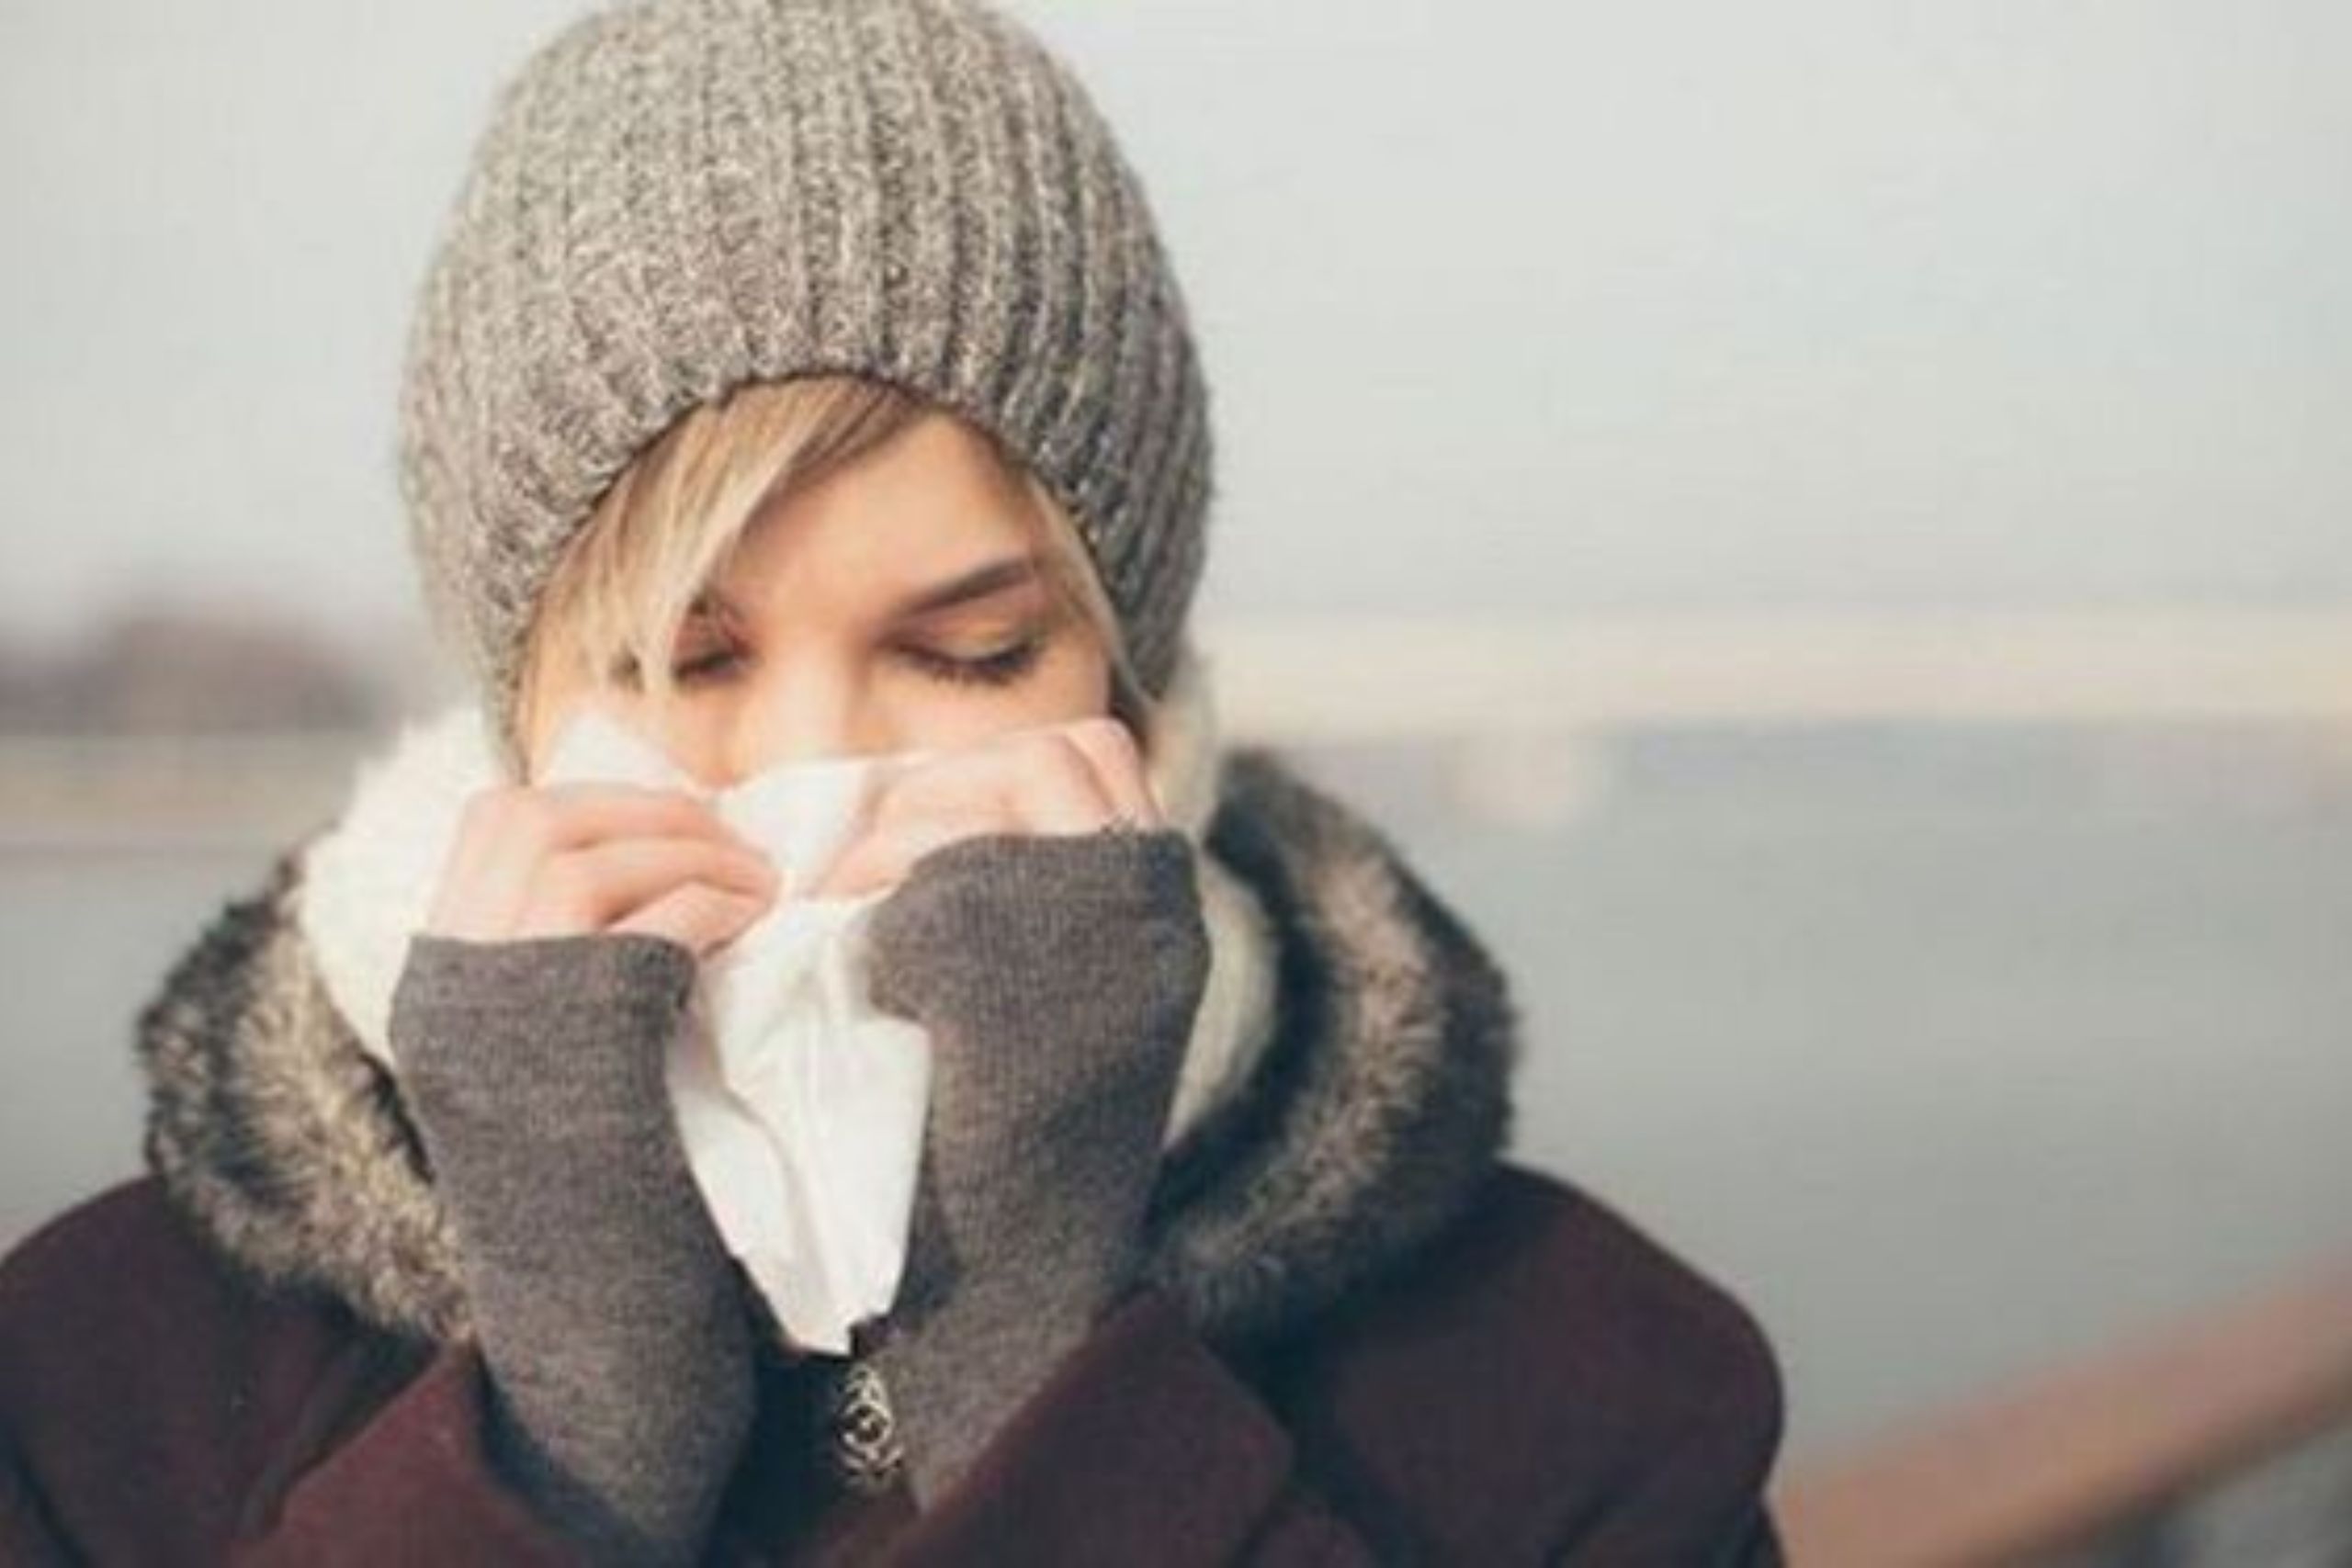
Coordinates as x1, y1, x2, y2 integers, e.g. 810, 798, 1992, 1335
398, 0, 1214, 777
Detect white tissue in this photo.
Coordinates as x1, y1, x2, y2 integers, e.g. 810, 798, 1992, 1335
537, 710, 935, 1356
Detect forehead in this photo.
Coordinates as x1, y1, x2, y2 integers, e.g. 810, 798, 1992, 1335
715, 411, 1045, 609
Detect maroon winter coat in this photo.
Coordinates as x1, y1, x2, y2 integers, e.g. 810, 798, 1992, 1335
0, 746, 1784, 1564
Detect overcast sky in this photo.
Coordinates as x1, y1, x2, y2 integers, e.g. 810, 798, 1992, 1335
4, 0, 2346, 656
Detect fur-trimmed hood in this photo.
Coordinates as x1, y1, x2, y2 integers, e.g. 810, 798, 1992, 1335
132, 676, 1521, 1358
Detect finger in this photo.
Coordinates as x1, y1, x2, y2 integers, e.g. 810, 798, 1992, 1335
865, 746, 1023, 828
515, 835, 780, 938
833, 728, 1116, 889
527, 782, 741, 850
1054, 716, 1162, 827
1001, 729, 1115, 834
441, 784, 740, 935
817, 806, 1010, 899
612, 882, 772, 958
851, 750, 1024, 861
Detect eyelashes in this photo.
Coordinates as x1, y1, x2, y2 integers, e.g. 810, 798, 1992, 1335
890, 637, 1046, 688
667, 647, 743, 685
665, 635, 1047, 690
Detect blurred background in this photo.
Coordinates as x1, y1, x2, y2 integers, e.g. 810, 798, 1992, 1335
4, 2, 2347, 1562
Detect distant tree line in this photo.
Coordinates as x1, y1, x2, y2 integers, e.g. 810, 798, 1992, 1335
0, 604, 393, 733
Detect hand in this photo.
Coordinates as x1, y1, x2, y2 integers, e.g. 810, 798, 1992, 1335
814, 716, 1166, 899
393, 784, 775, 1563
855, 807, 1209, 1504
423, 782, 782, 956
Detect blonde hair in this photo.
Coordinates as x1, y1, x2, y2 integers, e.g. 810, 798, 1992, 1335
515, 374, 1152, 762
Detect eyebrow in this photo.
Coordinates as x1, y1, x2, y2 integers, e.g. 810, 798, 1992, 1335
693, 553, 1042, 624
893, 553, 1043, 617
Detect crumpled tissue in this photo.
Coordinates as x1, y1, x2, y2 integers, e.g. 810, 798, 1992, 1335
537, 708, 937, 1357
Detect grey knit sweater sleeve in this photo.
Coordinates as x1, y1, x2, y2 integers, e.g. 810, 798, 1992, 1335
388, 931, 755, 1568
861, 826, 1212, 1506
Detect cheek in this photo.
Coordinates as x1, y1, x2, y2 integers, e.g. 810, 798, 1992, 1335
895, 637, 1113, 749
522, 683, 723, 788
601, 689, 735, 789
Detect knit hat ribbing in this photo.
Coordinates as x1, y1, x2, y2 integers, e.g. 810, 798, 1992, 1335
398, 0, 1214, 776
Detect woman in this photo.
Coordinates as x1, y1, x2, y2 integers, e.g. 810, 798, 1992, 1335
0, 0, 1785, 1562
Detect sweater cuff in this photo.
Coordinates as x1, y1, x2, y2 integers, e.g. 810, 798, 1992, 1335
885, 1287, 1298, 1564
393, 930, 696, 1016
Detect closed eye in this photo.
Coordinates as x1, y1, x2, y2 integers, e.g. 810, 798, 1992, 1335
672, 645, 747, 685
894, 637, 1046, 687
664, 636, 1046, 690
